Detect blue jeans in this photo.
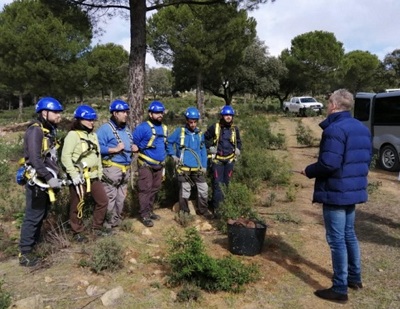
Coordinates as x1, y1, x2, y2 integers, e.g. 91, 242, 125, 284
322, 204, 361, 295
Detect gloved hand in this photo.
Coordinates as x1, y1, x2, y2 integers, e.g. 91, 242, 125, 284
208, 146, 217, 154
72, 176, 84, 186
172, 156, 180, 164
235, 148, 241, 156
201, 168, 207, 174
47, 177, 61, 189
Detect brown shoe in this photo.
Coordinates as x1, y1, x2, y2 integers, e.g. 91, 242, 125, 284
314, 288, 348, 303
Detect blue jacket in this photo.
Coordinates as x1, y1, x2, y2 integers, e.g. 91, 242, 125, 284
132, 120, 167, 164
96, 120, 133, 165
305, 111, 372, 205
167, 126, 207, 168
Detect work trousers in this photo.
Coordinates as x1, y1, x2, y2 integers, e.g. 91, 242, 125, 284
69, 179, 108, 234
102, 166, 131, 228
137, 165, 163, 219
211, 160, 235, 210
19, 185, 50, 254
178, 173, 208, 215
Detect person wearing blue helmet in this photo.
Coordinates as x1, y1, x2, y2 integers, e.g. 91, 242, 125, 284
96, 100, 134, 228
61, 105, 109, 242
132, 100, 168, 227
167, 107, 212, 219
204, 105, 242, 217
19, 97, 63, 267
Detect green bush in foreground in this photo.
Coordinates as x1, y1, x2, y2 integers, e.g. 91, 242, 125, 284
167, 227, 259, 293
89, 237, 124, 273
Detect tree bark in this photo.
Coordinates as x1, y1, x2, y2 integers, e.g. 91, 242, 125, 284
128, 0, 147, 129
18, 93, 23, 121
196, 72, 204, 123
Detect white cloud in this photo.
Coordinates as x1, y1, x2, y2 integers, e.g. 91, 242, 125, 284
250, 0, 400, 60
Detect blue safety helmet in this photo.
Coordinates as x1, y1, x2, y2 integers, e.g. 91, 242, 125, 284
148, 101, 165, 113
185, 107, 200, 120
220, 105, 235, 116
74, 105, 98, 120
35, 97, 63, 113
110, 100, 129, 113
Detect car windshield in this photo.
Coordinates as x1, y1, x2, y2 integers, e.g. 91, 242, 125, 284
301, 97, 317, 103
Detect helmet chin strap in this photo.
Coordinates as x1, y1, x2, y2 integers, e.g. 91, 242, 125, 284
39, 112, 56, 131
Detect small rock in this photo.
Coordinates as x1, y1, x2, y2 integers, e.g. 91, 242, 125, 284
170, 291, 177, 301
86, 285, 106, 297
200, 222, 213, 231
101, 286, 124, 307
142, 228, 152, 236
11, 294, 43, 309
129, 258, 137, 264
44, 276, 53, 283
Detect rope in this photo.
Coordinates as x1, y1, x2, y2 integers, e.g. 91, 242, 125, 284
76, 184, 85, 219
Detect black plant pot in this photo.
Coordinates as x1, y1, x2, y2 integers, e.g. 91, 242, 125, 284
227, 221, 267, 256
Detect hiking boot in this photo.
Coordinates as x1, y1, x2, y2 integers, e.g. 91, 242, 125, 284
19, 252, 40, 267
149, 212, 161, 220
200, 212, 215, 220
92, 228, 113, 237
142, 217, 154, 227
73, 233, 88, 243
348, 282, 363, 290
314, 288, 348, 303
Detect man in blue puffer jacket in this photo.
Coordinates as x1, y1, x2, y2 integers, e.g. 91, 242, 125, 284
302, 89, 372, 303
167, 107, 213, 219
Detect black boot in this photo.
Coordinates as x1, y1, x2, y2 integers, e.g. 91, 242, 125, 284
314, 288, 348, 303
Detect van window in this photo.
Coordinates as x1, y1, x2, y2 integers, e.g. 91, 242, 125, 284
374, 96, 400, 125
354, 98, 370, 121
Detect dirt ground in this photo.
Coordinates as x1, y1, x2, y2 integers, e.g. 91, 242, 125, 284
1, 115, 400, 309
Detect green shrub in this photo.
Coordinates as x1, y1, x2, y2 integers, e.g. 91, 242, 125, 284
234, 149, 290, 189
0, 279, 11, 309
176, 284, 202, 302
215, 182, 263, 233
240, 116, 286, 150
167, 227, 259, 293
89, 237, 124, 273
296, 120, 316, 147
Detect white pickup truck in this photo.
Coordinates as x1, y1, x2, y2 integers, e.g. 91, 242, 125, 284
283, 96, 323, 116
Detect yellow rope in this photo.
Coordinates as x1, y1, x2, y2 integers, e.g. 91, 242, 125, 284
76, 184, 85, 219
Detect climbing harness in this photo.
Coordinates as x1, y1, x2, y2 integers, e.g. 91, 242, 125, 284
101, 121, 133, 187
138, 121, 168, 167
175, 127, 204, 175
71, 131, 100, 218
16, 122, 64, 202
208, 123, 237, 163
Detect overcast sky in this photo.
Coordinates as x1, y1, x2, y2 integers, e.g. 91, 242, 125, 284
2, 0, 400, 67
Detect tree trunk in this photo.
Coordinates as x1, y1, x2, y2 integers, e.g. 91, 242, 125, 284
110, 89, 113, 103
222, 80, 232, 105
128, 0, 146, 129
18, 93, 23, 121
196, 72, 204, 123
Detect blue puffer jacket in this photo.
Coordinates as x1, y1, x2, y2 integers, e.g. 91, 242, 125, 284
305, 111, 372, 205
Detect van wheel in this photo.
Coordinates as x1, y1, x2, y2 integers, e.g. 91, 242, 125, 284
379, 145, 400, 171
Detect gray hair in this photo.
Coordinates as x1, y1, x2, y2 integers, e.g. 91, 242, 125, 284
329, 89, 354, 111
